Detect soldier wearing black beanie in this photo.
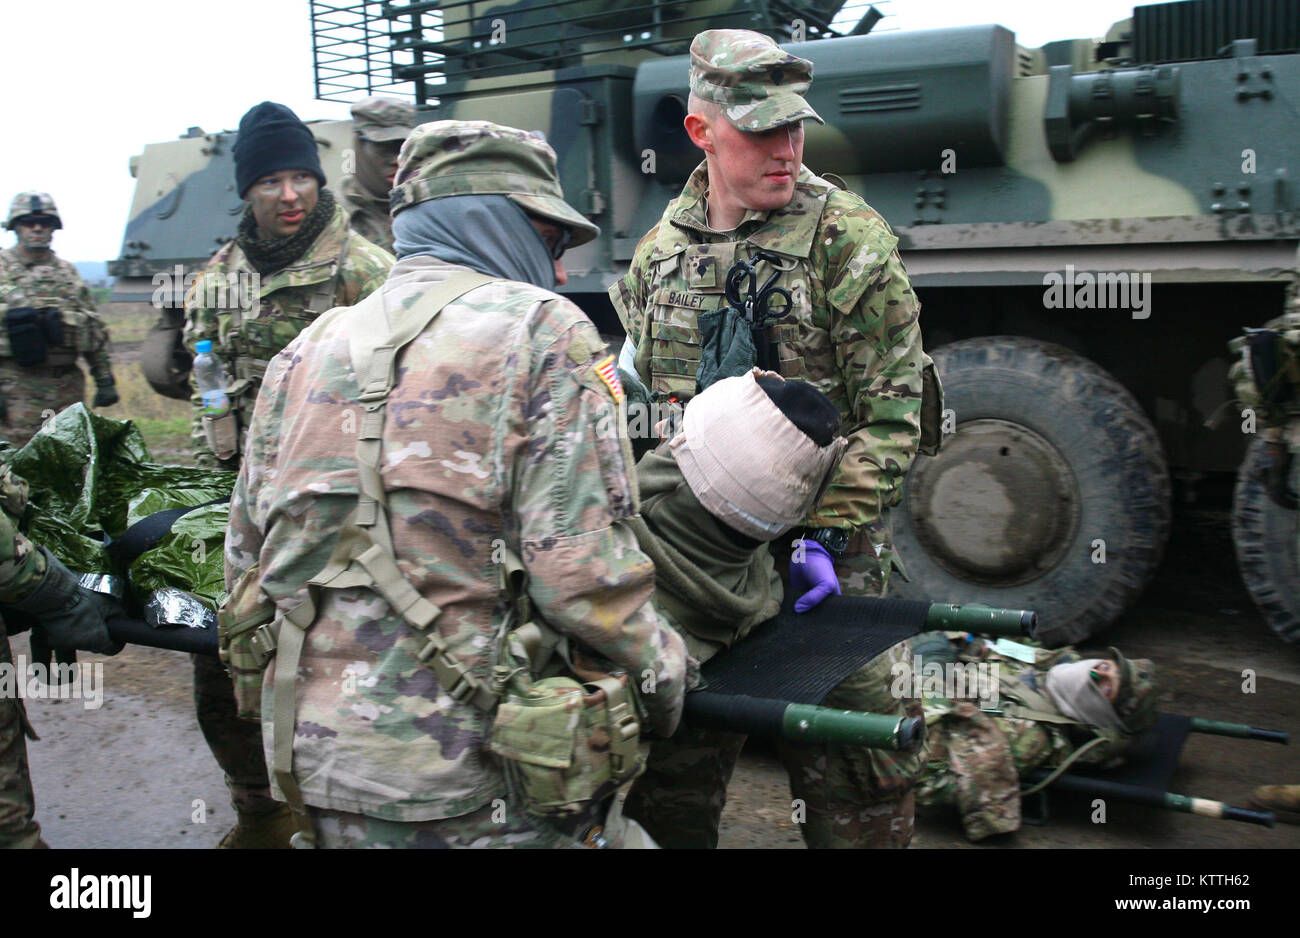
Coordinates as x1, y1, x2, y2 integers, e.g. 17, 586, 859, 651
232, 102, 326, 198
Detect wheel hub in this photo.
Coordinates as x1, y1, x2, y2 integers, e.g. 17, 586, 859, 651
906, 419, 1081, 586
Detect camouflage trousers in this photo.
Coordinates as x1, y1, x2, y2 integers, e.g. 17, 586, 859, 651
191, 653, 279, 815
914, 703, 1021, 841
0, 360, 84, 448
623, 637, 922, 848
0, 628, 45, 848
306, 797, 598, 849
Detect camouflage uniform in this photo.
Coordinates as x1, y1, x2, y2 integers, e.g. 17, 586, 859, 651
0, 465, 51, 848
913, 634, 1158, 840
0, 194, 115, 447
224, 121, 686, 846
339, 96, 417, 255
612, 30, 927, 848
182, 200, 391, 832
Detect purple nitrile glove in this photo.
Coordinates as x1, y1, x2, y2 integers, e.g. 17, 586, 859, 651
790, 539, 841, 613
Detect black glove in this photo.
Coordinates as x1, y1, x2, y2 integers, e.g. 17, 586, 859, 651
1263, 441, 1298, 510
0, 547, 123, 655
92, 379, 119, 408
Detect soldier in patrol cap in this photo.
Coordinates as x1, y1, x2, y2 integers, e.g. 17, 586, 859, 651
611, 29, 937, 848
182, 100, 393, 849
0, 192, 117, 446
341, 95, 419, 253
223, 120, 687, 847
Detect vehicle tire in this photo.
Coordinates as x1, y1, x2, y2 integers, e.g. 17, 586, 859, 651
891, 337, 1171, 646
1231, 437, 1300, 644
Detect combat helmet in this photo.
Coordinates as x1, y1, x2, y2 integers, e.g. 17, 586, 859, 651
5, 192, 62, 230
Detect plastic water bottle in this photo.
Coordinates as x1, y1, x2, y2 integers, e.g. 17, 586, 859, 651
193, 340, 231, 417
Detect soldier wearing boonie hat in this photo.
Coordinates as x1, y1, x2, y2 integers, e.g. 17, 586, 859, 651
225, 119, 687, 847
611, 28, 939, 849
341, 96, 419, 253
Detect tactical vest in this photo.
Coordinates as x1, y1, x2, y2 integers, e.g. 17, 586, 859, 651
631, 178, 834, 404
0, 254, 88, 367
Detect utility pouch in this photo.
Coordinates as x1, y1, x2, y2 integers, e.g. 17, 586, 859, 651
4, 306, 48, 366
489, 670, 643, 817
202, 410, 239, 462
918, 354, 946, 456
1246, 328, 1295, 408
40, 307, 64, 348
218, 563, 278, 719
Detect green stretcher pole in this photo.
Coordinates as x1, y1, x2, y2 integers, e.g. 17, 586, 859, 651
683, 692, 924, 751
1188, 718, 1289, 744
1026, 771, 1276, 827
925, 603, 1037, 638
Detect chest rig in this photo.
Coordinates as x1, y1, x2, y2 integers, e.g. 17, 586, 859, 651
0, 255, 82, 366
633, 182, 833, 403
214, 234, 350, 412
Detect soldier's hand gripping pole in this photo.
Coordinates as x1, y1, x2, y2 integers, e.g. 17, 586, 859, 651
684, 692, 924, 751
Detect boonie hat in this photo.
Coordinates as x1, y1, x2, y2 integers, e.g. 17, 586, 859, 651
389, 120, 600, 247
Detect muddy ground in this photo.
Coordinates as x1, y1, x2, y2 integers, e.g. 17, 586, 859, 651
14, 495, 1299, 850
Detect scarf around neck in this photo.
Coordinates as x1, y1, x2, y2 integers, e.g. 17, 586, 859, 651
236, 188, 337, 275
627, 449, 781, 657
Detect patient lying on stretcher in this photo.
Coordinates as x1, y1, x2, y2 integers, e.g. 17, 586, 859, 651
908, 629, 1160, 840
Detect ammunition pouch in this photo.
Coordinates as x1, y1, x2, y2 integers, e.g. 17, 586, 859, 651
4, 306, 61, 367
489, 623, 644, 818
219, 562, 278, 719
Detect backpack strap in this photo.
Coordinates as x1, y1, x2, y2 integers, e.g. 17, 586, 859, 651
269, 270, 496, 845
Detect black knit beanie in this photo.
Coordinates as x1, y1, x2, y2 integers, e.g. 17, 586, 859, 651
233, 102, 326, 198
755, 376, 841, 447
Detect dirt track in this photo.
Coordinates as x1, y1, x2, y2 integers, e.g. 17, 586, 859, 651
14, 501, 1300, 850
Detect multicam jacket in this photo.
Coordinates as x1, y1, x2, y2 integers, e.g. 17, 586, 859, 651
610, 163, 928, 540
0, 247, 113, 384
225, 255, 687, 822
340, 174, 396, 255
182, 203, 392, 468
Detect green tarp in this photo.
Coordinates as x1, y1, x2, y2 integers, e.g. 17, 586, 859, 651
1, 405, 234, 608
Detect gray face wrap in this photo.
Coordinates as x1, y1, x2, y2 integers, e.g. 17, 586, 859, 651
392, 194, 555, 289
1045, 659, 1124, 730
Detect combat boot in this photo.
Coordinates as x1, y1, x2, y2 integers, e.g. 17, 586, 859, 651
216, 802, 300, 849
1249, 784, 1300, 824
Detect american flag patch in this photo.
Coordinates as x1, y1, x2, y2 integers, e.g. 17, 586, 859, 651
594, 355, 625, 403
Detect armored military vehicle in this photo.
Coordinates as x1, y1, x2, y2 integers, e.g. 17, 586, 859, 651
110, 0, 1300, 645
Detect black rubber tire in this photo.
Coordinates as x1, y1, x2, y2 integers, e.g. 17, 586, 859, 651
1231, 437, 1300, 644
891, 337, 1171, 646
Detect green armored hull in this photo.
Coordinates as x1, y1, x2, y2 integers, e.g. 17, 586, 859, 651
110, 0, 1300, 645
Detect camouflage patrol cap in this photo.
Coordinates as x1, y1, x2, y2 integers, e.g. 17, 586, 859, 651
5, 191, 61, 230
351, 95, 417, 143
689, 29, 823, 132
390, 120, 599, 247
1108, 648, 1159, 735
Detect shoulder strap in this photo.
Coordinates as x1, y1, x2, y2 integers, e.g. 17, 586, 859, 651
270, 270, 496, 845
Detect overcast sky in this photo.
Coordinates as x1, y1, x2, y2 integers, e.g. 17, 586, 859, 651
2, 0, 1142, 264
